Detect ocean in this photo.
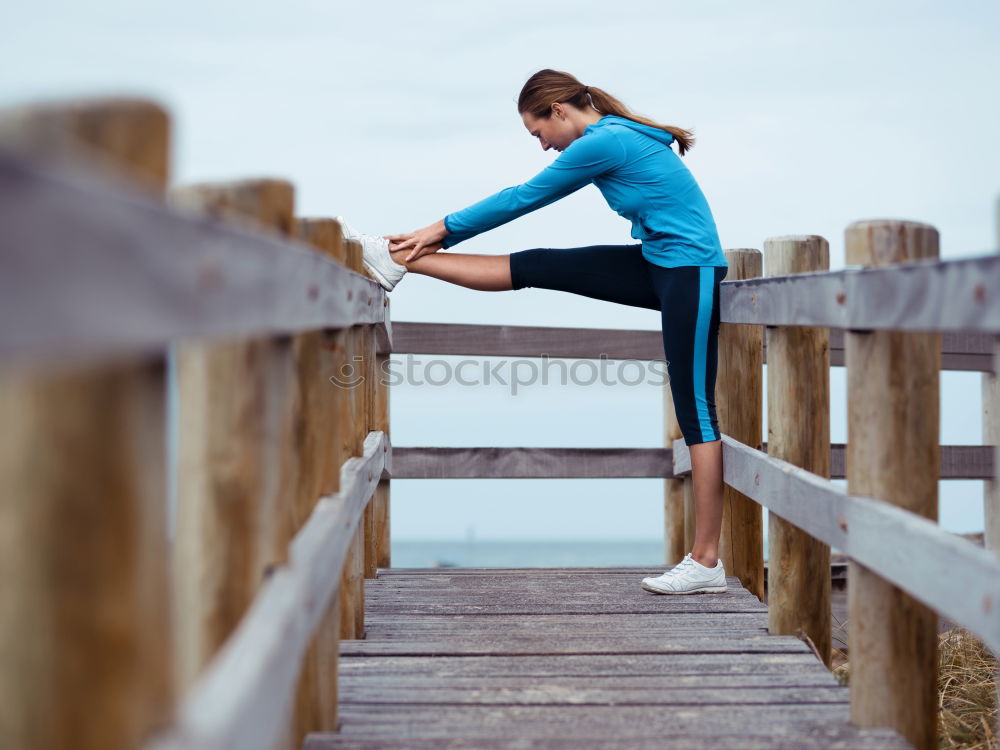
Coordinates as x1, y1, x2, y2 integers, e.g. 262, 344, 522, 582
392, 539, 687, 569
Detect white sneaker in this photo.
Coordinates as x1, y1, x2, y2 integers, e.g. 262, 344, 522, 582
641, 553, 727, 595
334, 216, 407, 292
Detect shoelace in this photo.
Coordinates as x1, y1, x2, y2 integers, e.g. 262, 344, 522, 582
659, 553, 696, 579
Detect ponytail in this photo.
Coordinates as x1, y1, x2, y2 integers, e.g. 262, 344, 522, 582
517, 69, 695, 156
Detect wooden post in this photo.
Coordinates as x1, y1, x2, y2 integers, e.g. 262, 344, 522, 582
374, 345, 392, 568
683, 478, 696, 556
338, 238, 367, 640
717, 248, 765, 600
663, 385, 685, 564
763, 235, 832, 668
986, 197, 1000, 556
845, 220, 940, 750
171, 179, 299, 688
0, 99, 173, 750
292, 218, 346, 741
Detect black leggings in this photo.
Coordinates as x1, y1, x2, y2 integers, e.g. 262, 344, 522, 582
509, 243, 727, 446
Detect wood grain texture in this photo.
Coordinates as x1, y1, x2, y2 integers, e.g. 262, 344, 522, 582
717, 249, 765, 601
0, 153, 389, 369
338, 240, 369, 641
305, 569, 908, 750
391, 322, 993, 370
392, 446, 673, 478
151, 432, 387, 750
0, 99, 173, 750
845, 220, 940, 750
374, 352, 391, 568
722, 251, 1000, 333
291, 218, 350, 744
663, 376, 685, 564
672, 435, 1000, 652
171, 180, 300, 693
985, 331, 1000, 553
763, 236, 832, 668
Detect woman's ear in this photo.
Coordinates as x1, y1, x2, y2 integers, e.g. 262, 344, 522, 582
551, 102, 564, 120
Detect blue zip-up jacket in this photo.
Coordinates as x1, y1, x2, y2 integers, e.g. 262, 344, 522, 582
442, 114, 727, 268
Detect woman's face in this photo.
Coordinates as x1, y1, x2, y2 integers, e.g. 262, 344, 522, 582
521, 106, 577, 153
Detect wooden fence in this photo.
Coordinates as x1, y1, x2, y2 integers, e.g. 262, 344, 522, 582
0, 98, 390, 750
1, 94, 998, 750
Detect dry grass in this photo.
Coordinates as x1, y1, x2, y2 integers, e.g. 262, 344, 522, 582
831, 624, 998, 749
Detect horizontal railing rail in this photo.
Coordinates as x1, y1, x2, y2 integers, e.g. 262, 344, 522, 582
391, 444, 993, 480
0, 149, 391, 366
672, 435, 1000, 654
722, 252, 1000, 331
391, 321, 995, 372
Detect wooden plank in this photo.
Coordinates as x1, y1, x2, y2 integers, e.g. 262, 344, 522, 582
392, 321, 665, 359
150, 432, 386, 750
391, 446, 674, 478
336, 652, 833, 678
338, 673, 842, 690
391, 444, 990, 479
339, 684, 849, 705
339, 635, 810, 656
392, 321, 995, 371
722, 250, 1000, 333
363, 612, 769, 630
0, 150, 389, 368
0, 99, 173, 750
328, 704, 909, 742
306, 736, 910, 750
673, 435, 1000, 653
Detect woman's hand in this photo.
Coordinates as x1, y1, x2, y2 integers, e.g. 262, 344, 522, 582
386, 219, 448, 262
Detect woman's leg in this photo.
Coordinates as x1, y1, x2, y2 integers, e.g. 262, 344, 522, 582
648, 264, 728, 569
389, 243, 663, 310
388, 246, 513, 291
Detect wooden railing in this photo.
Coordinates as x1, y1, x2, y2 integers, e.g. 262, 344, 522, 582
0, 99, 390, 750
3, 94, 998, 750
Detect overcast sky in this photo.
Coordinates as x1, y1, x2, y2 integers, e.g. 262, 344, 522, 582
3, 1, 998, 541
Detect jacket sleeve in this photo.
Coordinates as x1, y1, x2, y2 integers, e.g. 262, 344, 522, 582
441, 128, 626, 248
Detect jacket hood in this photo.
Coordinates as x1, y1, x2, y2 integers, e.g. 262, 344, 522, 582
589, 114, 675, 147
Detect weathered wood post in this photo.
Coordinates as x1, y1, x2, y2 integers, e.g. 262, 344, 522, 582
291, 218, 347, 742
663, 390, 685, 563
986, 196, 1000, 555
0, 99, 174, 750
338, 238, 367, 640
763, 235, 832, 667
717, 248, 765, 600
845, 220, 940, 750
171, 179, 299, 688
374, 327, 392, 569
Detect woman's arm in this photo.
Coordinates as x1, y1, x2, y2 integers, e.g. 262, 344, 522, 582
388, 128, 625, 262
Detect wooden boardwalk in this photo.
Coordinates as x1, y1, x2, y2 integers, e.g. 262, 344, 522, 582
305, 568, 912, 750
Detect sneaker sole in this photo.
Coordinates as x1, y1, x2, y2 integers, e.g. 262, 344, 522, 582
362, 258, 397, 292
640, 581, 728, 595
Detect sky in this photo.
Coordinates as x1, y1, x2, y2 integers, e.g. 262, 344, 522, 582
3, 0, 998, 542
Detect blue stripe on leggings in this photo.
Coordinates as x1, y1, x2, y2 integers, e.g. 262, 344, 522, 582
693, 267, 715, 442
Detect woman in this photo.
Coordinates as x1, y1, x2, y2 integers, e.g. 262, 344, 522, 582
339, 69, 728, 594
